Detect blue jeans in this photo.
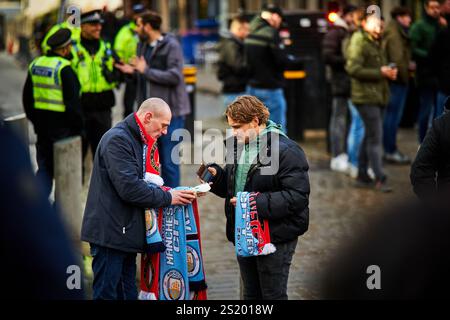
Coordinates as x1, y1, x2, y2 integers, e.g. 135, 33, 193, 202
383, 83, 408, 154
347, 101, 365, 167
247, 86, 287, 131
417, 88, 443, 143
223, 92, 246, 109
90, 244, 137, 300
159, 116, 185, 188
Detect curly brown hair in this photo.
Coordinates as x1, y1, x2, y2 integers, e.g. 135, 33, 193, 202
225, 95, 270, 125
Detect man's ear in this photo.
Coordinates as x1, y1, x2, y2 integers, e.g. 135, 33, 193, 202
144, 111, 153, 124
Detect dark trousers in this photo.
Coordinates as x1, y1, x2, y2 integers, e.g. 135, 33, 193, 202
383, 83, 408, 154
123, 80, 137, 118
90, 244, 138, 300
83, 109, 112, 159
329, 96, 349, 157
35, 136, 54, 198
237, 238, 298, 300
356, 104, 385, 180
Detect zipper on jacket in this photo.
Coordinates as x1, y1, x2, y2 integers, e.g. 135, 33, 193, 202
123, 227, 126, 234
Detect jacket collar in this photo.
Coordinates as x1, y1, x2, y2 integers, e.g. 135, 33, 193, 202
124, 113, 142, 142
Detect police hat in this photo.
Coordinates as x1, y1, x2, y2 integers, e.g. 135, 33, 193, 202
80, 9, 104, 24
47, 28, 72, 50
262, 3, 284, 18
132, 3, 146, 14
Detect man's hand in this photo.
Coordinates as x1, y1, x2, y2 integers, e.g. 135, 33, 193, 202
381, 66, 398, 81
198, 166, 217, 184
170, 190, 196, 206
115, 63, 135, 74
131, 56, 148, 74
230, 197, 237, 206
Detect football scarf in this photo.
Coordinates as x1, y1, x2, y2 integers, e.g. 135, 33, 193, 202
135, 113, 165, 254
139, 191, 208, 300
235, 192, 276, 257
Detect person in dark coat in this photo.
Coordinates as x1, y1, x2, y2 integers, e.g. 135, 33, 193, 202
410, 97, 450, 200
322, 4, 358, 173
216, 14, 249, 108
116, 11, 191, 188
22, 28, 83, 198
81, 98, 196, 300
201, 96, 310, 300
429, 10, 450, 112
0, 124, 84, 300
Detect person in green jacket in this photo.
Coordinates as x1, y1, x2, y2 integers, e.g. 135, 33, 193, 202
41, 21, 81, 55
114, 4, 146, 118
410, 0, 444, 143
346, 12, 398, 192
382, 7, 414, 165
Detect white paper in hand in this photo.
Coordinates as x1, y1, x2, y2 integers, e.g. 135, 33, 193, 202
192, 183, 211, 193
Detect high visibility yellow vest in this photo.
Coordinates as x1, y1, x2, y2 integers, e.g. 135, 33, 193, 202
29, 56, 72, 112
114, 22, 138, 64
71, 40, 116, 93
41, 22, 81, 54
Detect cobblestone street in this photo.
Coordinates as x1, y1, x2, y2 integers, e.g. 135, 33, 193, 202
1, 54, 420, 300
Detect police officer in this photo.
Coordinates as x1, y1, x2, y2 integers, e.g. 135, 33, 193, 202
41, 16, 81, 55
114, 4, 146, 118
71, 9, 121, 159
23, 28, 83, 198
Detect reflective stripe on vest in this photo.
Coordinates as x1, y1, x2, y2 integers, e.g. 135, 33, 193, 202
29, 56, 71, 112
71, 40, 116, 93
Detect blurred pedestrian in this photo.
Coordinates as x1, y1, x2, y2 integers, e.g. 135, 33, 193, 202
322, 4, 358, 174
410, 97, 450, 200
114, 3, 147, 118
0, 125, 85, 300
116, 11, 191, 188
346, 12, 397, 192
410, 0, 444, 143
245, 4, 301, 132
201, 96, 310, 300
71, 10, 121, 159
23, 28, 83, 198
382, 7, 414, 165
217, 14, 250, 110
81, 98, 196, 300
430, 1, 450, 111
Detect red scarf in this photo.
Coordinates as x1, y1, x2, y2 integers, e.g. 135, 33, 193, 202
134, 113, 160, 176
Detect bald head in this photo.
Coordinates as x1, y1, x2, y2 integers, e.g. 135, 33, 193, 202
136, 98, 172, 140
137, 98, 171, 119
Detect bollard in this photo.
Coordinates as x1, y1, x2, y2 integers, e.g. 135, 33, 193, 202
4, 113, 29, 153
54, 136, 83, 247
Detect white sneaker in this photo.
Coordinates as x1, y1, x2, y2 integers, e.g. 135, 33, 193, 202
331, 154, 349, 173
347, 163, 359, 179
368, 168, 375, 180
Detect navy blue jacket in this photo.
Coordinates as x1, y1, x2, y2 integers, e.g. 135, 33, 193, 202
81, 114, 172, 253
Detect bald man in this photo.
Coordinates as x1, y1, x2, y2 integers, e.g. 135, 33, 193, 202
81, 98, 196, 300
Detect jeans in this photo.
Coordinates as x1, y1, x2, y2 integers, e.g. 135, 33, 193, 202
237, 238, 298, 300
383, 83, 408, 154
159, 116, 185, 188
90, 244, 137, 300
347, 102, 365, 167
329, 97, 349, 157
247, 86, 287, 132
417, 88, 443, 143
356, 105, 385, 180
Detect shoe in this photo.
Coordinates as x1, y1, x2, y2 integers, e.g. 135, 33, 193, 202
367, 168, 375, 180
374, 177, 393, 193
384, 151, 411, 165
347, 163, 359, 179
355, 174, 374, 188
331, 154, 349, 173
